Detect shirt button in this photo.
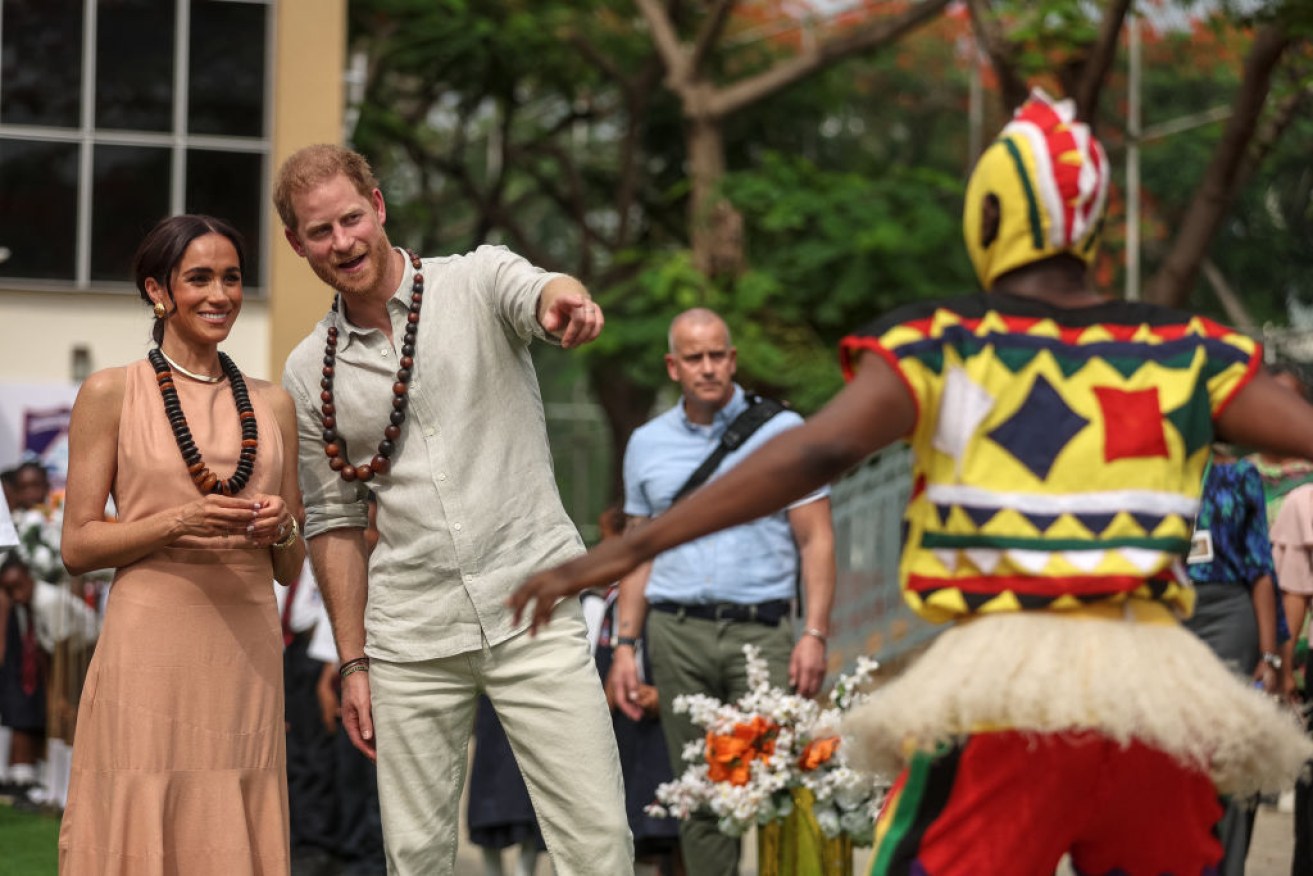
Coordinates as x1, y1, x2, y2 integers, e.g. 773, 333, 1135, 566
464, 574, 474, 583
424, 427, 435, 437
453, 523, 462, 531
438, 472, 447, 482
381, 347, 390, 357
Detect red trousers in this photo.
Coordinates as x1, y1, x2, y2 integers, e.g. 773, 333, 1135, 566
869, 730, 1223, 876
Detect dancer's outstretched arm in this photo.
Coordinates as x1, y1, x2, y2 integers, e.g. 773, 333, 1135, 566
509, 351, 915, 632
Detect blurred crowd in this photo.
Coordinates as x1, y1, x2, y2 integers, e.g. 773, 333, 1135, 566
0, 460, 102, 809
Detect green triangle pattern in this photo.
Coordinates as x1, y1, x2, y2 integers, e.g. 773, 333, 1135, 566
1103, 354, 1147, 380
1160, 348, 1198, 371
1049, 351, 1087, 379
1164, 380, 1213, 458
914, 346, 945, 375
995, 346, 1039, 374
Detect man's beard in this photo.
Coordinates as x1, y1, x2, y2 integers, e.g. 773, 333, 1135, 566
313, 237, 391, 298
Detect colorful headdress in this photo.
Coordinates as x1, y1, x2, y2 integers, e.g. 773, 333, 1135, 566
963, 88, 1110, 289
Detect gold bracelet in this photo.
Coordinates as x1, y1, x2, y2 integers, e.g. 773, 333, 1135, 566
272, 517, 300, 549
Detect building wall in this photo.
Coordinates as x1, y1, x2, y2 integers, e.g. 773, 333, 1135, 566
268, 0, 347, 377
0, 0, 345, 386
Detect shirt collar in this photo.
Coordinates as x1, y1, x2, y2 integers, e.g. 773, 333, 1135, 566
676, 383, 745, 433
332, 248, 414, 352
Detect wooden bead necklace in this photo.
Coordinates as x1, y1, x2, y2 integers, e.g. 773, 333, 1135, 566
319, 249, 422, 483
148, 348, 258, 495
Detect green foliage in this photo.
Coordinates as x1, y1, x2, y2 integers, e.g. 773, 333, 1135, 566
720, 152, 974, 410
1127, 21, 1313, 323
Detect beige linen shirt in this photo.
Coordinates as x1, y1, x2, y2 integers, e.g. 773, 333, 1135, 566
282, 245, 585, 662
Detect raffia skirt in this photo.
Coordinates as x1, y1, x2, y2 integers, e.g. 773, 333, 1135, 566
842, 599, 1311, 795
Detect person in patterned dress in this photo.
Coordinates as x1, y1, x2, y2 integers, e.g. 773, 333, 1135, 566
1184, 451, 1291, 875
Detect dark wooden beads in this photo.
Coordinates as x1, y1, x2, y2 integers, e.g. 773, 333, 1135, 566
148, 348, 257, 496
319, 250, 423, 483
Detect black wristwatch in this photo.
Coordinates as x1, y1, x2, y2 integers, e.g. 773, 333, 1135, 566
1262, 651, 1283, 671
614, 636, 639, 649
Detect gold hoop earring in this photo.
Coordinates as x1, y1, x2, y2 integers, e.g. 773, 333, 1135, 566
153, 301, 167, 319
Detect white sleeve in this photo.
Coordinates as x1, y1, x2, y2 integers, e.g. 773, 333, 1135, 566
306, 599, 338, 664
0, 502, 17, 550
580, 593, 607, 656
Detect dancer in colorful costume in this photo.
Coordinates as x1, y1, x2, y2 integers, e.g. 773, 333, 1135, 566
510, 90, 1313, 874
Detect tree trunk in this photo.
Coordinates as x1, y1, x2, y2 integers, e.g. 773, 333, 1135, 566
687, 111, 744, 279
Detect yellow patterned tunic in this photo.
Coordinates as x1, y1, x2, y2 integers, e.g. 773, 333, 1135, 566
839, 292, 1260, 624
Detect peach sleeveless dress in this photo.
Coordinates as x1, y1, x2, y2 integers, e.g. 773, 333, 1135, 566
59, 359, 289, 875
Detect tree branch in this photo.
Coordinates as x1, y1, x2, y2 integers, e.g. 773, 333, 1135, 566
710, 0, 953, 119
1201, 258, 1257, 331
1073, 0, 1134, 122
689, 0, 737, 78
1145, 24, 1293, 307
567, 31, 633, 93
635, 0, 691, 89
965, 0, 1029, 113
1235, 73, 1313, 190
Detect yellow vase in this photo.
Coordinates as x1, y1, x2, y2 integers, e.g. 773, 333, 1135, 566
756, 787, 854, 876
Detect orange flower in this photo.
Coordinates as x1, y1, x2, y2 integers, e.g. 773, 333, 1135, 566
733, 715, 779, 755
798, 736, 841, 771
704, 717, 781, 785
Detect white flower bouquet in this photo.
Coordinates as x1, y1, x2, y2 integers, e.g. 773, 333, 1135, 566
646, 644, 885, 846
12, 505, 68, 584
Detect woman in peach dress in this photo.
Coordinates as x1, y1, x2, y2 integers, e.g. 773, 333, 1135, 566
59, 214, 304, 875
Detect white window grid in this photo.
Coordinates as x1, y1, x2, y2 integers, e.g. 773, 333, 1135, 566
0, 0, 274, 293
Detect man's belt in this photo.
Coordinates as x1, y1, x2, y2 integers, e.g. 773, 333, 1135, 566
650, 599, 790, 626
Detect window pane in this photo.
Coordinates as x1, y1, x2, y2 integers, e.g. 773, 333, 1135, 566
0, 140, 78, 281
1, 0, 84, 127
188, 1, 267, 137
91, 145, 171, 283
186, 149, 262, 283
96, 0, 175, 132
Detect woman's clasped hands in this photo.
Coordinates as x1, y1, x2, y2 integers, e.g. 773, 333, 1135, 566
174, 493, 294, 546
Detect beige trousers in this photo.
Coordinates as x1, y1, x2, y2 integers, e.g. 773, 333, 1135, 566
370, 599, 634, 875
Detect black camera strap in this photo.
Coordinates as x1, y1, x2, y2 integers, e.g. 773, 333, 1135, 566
671, 393, 787, 503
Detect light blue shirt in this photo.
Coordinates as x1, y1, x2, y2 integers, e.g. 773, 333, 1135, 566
623, 384, 827, 605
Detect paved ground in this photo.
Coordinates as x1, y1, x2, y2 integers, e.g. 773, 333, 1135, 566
459, 797, 1299, 875
1249, 800, 1296, 876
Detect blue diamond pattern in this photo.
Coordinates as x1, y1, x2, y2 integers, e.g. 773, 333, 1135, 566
987, 375, 1089, 480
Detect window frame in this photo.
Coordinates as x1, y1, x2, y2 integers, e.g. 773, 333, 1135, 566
0, 0, 274, 295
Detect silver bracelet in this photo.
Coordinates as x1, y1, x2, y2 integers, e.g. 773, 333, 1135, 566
802, 627, 828, 645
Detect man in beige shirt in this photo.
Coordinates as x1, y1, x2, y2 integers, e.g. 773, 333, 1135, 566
277, 144, 632, 875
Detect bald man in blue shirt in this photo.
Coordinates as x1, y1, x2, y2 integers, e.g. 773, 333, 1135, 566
606, 308, 836, 875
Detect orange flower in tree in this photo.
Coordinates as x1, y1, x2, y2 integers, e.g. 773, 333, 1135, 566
798, 736, 841, 772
